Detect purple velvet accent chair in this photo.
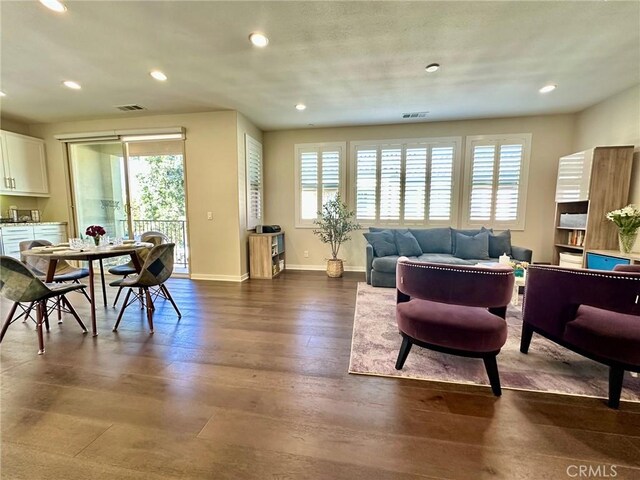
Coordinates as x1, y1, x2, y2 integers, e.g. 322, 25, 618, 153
521, 264, 640, 408
395, 258, 515, 396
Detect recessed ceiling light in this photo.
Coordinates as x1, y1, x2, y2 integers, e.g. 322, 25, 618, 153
295, 104, 306, 111
425, 63, 440, 73
249, 32, 269, 47
39, 0, 67, 13
150, 70, 168, 81
63, 80, 81, 90
0, 91, 6, 97
539, 84, 557, 93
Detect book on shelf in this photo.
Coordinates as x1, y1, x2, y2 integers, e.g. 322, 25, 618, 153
567, 229, 584, 247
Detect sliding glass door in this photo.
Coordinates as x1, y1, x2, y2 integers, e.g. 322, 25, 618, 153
68, 139, 188, 273
68, 142, 131, 240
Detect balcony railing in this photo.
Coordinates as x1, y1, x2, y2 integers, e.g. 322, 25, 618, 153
119, 219, 188, 269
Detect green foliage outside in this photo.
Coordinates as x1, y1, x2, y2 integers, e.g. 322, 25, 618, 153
131, 155, 185, 221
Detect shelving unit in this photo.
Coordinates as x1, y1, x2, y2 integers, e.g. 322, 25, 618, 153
552, 146, 634, 266
249, 232, 285, 279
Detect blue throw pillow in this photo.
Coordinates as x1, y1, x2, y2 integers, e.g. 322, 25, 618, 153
453, 231, 490, 260
409, 228, 452, 254
451, 227, 492, 252
487, 229, 512, 258
394, 230, 422, 257
363, 231, 398, 257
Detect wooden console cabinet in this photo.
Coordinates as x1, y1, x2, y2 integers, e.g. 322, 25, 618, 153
249, 232, 285, 279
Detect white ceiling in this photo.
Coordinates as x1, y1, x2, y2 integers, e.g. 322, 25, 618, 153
1, 0, 639, 130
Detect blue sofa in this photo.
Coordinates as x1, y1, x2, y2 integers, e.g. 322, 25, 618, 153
365, 227, 532, 287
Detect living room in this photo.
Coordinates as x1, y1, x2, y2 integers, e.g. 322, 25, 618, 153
1, 1, 640, 479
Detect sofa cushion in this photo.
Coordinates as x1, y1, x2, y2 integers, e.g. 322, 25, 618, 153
564, 305, 640, 365
369, 227, 408, 234
394, 230, 422, 257
363, 231, 398, 257
487, 229, 512, 258
453, 231, 490, 260
372, 255, 401, 273
417, 254, 475, 265
409, 228, 452, 254
451, 228, 491, 251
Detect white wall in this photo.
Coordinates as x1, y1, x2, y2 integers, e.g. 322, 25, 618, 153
574, 83, 640, 251
263, 114, 576, 269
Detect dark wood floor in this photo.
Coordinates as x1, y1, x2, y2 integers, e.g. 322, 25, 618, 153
1, 271, 639, 479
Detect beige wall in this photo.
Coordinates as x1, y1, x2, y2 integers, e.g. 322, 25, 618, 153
574, 83, 640, 251
29, 111, 247, 280
263, 114, 576, 269
1, 117, 30, 135
236, 113, 264, 277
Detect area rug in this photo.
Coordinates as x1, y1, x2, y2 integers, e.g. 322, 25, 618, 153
349, 283, 640, 402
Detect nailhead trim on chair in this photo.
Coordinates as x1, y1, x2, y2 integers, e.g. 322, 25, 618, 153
528, 265, 640, 282
398, 259, 514, 276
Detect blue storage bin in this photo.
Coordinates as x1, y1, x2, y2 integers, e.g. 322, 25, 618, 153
586, 253, 630, 271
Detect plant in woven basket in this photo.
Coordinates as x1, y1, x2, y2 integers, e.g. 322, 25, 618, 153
313, 195, 361, 277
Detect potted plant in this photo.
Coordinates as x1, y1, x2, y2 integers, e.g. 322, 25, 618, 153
313, 195, 361, 277
606, 204, 640, 253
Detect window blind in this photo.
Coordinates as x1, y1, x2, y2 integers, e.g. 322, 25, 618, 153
245, 135, 263, 230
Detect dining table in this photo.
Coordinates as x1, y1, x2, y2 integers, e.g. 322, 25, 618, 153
22, 242, 153, 336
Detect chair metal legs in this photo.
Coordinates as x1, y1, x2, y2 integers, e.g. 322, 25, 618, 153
160, 285, 182, 318
36, 301, 45, 355
113, 283, 181, 334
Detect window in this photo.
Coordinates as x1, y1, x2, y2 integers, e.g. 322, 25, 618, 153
462, 134, 531, 230
351, 138, 461, 225
295, 142, 346, 226
245, 134, 263, 230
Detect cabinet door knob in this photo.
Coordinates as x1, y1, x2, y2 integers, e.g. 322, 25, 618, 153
11, 178, 16, 189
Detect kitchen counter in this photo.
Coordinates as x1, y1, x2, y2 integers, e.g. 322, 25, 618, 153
0, 222, 67, 227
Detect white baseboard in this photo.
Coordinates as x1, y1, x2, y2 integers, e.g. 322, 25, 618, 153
286, 264, 365, 273
190, 273, 249, 282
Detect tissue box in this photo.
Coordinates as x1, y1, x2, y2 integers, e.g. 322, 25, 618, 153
559, 213, 587, 228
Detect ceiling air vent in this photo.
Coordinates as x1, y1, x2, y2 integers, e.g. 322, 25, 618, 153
115, 104, 146, 112
402, 111, 428, 119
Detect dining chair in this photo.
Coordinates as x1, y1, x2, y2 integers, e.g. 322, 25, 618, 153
108, 231, 169, 307
111, 243, 181, 334
0, 256, 88, 354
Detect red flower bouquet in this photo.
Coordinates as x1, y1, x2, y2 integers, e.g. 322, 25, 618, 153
85, 225, 106, 246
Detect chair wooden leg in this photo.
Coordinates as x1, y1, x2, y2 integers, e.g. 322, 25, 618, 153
0, 302, 19, 343
139, 288, 145, 309
144, 288, 155, 333
395, 335, 413, 370
43, 301, 50, 332
161, 284, 181, 319
61, 296, 87, 333
113, 289, 133, 332
608, 367, 624, 409
520, 322, 534, 354
483, 355, 502, 397
36, 302, 45, 355
57, 296, 63, 324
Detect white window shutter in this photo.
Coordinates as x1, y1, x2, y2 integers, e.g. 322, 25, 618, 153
469, 144, 497, 222
379, 147, 402, 221
300, 150, 319, 220
245, 135, 263, 230
428, 146, 454, 221
495, 144, 523, 222
403, 146, 428, 221
321, 150, 340, 205
355, 147, 378, 221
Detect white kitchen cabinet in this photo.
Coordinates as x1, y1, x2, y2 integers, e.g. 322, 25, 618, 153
0, 224, 67, 258
0, 130, 49, 196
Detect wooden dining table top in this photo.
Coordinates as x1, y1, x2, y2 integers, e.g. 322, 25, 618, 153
21, 242, 154, 260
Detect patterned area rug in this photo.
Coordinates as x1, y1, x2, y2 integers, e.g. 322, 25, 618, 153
349, 283, 640, 402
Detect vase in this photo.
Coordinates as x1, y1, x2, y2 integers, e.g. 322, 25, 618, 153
618, 231, 637, 254
326, 259, 344, 278
93, 236, 101, 247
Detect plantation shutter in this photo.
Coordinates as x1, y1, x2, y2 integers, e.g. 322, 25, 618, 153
495, 144, 523, 222
403, 146, 428, 221
300, 150, 319, 220
469, 144, 497, 222
428, 146, 454, 221
555, 150, 592, 202
355, 147, 378, 221
379, 146, 402, 221
321, 150, 340, 205
245, 135, 263, 230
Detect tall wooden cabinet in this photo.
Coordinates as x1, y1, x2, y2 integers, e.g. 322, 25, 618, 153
553, 146, 634, 265
249, 232, 285, 279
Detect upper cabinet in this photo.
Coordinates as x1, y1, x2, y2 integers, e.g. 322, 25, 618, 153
0, 130, 49, 196
555, 149, 594, 202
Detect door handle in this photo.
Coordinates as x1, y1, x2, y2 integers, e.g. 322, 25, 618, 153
11, 178, 16, 189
